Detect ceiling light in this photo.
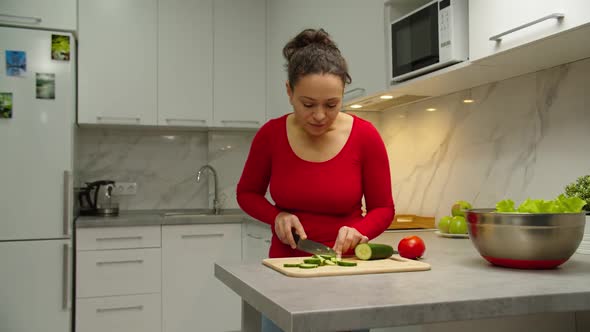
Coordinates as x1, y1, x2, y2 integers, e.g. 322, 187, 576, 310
463, 99, 474, 103
426, 108, 436, 112
380, 95, 394, 100
349, 104, 362, 109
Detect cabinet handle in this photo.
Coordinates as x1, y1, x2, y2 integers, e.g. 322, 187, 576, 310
165, 118, 207, 125
96, 305, 144, 313
96, 236, 143, 241
264, 240, 271, 244
220, 120, 260, 125
96, 259, 144, 266
181, 233, 224, 239
96, 115, 141, 123
0, 13, 42, 25
246, 233, 263, 240
62, 170, 72, 238
489, 13, 564, 41
62, 244, 71, 310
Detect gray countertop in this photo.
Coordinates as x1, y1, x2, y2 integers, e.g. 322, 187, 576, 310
215, 230, 590, 331
75, 208, 249, 228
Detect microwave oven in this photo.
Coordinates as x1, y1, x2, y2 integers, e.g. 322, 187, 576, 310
390, 0, 468, 82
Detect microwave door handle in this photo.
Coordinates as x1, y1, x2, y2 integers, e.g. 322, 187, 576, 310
489, 13, 564, 41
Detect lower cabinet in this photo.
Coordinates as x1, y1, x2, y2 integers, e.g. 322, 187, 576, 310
76, 294, 161, 332
242, 219, 272, 263
75, 226, 162, 332
162, 223, 243, 332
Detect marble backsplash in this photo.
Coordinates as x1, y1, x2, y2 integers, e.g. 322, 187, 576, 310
76, 128, 255, 210
76, 57, 589, 216
369, 56, 590, 220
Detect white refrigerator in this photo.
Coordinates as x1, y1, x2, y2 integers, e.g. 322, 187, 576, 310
0, 26, 75, 332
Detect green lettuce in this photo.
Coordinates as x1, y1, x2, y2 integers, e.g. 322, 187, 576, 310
495, 195, 586, 213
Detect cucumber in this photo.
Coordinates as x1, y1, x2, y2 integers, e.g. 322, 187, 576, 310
319, 254, 336, 260
283, 263, 300, 268
355, 243, 395, 260
303, 258, 322, 265
298, 263, 319, 269
324, 259, 336, 266
336, 260, 357, 267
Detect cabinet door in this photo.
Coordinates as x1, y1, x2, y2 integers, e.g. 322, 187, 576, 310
162, 224, 242, 332
0, 240, 72, 332
78, 0, 158, 125
158, 0, 213, 127
213, 0, 266, 128
469, 0, 590, 62
266, 0, 387, 120
0, 0, 76, 31
76, 294, 161, 332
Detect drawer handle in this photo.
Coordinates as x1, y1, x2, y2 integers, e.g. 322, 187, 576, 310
181, 233, 224, 239
96, 115, 141, 123
96, 305, 144, 313
246, 233, 263, 240
96, 259, 144, 266
220, 120, 260, 125
0, 13, 42, 25
165, 118, 207, 125
396, 217, 414, 223
96, 236, 143, 241
489, 13, 564, 41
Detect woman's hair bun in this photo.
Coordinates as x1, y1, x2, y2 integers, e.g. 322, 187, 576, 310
282, 28, 339, 62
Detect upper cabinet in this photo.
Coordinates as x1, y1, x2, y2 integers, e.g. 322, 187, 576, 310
266, 0, 388, 120
213, 0, 266, 129
0, 0, 76, 31
158, 0, 214, 128
469, 0, 590, 62
78, 0, 158, 125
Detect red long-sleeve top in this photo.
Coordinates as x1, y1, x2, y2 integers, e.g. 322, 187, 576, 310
237, 114, 395, 258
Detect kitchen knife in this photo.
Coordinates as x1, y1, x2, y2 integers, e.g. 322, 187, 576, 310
292, 230, 337, 257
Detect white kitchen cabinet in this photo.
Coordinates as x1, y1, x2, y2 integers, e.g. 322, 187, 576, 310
266, 0, 388, 120
78, 0, 158, 125
0, 0, 76, 31
213, 0, 266, 128
76, 294, 161, 332
242, 218, 272, 263
158, 0, 214, 127
469, 0, 590, 62
162, 223, 242, 332
75, 226, 162, 332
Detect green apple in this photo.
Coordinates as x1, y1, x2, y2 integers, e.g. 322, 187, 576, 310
437, 216, 453, 233
451, 200, 473, 217
449, 216, 468, 234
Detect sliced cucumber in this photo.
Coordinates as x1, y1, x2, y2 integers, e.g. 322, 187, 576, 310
336, 260, 357, 267
303, 258, 322, 265
319, 254, 336, 260
283, 263, 300, 268
324, 260, 336, 266
299, 263, 319, 269
355, 243, 394, 260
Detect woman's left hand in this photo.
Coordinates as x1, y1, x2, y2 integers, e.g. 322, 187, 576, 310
333, 226, 369, 257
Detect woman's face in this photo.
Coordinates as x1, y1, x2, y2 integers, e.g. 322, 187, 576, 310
287, 73, 344, 137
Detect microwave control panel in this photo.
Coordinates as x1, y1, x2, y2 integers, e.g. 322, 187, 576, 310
439, 0, 451, 48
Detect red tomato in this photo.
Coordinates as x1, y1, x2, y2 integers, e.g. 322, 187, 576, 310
397, 235, 426, 259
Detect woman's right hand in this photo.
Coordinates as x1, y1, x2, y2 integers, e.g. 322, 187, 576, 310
274, 212, 307, 249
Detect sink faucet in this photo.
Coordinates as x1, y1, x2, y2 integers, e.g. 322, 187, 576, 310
196, 164, 220, 215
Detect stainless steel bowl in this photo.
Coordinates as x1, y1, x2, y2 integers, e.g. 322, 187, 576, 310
466, 208, 586, 269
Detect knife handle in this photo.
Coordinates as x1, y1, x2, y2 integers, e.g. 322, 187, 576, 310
291, 229, 300, 243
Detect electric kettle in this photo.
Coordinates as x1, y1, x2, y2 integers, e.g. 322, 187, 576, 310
77, 180, 120, 216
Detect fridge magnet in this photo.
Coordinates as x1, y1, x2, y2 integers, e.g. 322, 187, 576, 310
5, 50, 26, 77
36, 73, 56, 100
0, 92, 13, 119
51, 34, 70, 61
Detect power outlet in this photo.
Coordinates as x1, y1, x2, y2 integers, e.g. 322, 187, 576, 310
113, 182, 137, 195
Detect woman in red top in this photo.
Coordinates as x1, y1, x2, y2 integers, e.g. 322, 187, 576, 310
237, 28, 395, 259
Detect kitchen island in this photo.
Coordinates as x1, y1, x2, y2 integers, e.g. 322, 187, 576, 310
215, 230, 590, 332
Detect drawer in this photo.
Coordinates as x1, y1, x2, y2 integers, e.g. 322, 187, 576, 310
388, 214, 435, 230
77, 248, 161, 298
77, 226, 161, 250
76, 294, 161, 332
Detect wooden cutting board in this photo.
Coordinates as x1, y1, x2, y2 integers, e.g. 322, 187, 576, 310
262, 255, 431, 278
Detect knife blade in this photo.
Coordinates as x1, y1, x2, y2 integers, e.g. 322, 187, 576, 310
292, 230, 337, 257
